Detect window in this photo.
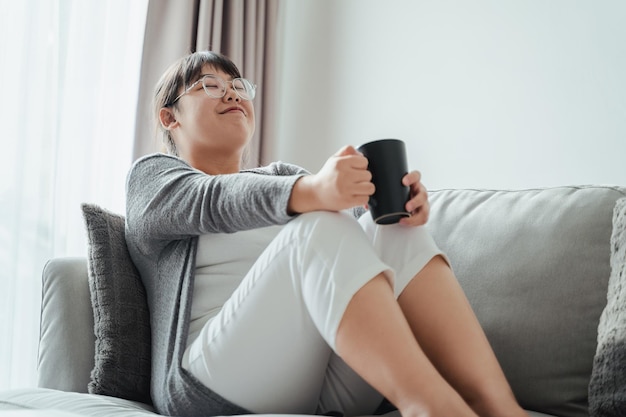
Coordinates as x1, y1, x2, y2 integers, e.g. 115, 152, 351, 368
0, 0, 148, 389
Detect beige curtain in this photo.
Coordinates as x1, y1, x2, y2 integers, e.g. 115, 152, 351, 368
134, 0, 280, 167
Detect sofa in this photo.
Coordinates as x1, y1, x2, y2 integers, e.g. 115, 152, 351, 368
1, 185, 625, 417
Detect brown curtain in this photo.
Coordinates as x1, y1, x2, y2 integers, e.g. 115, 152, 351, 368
133, 0, 280, 167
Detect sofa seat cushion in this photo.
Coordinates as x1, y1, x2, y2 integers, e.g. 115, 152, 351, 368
0, 388, 557, 417
0, 409, 86, 417
427, 185, 626, 417
0, 388, 156, 416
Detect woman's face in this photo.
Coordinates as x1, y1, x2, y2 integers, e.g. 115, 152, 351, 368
170, 65, 255, 164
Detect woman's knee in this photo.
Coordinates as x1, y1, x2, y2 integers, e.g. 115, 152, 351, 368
284, 211, 383, 283
288, 211, 362, 241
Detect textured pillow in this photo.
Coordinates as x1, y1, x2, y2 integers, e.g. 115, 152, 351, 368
427, 186, 626, 417
589, 197, 626, 417
81, 203, 152, 404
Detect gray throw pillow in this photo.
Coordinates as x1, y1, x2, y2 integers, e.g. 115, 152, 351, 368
589, 197, 626, 417
81, 203, 152, 404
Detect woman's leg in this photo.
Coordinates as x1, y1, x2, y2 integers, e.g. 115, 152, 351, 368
184, 211, 393, 414
397, 256, 527, 417
317, 212, 469, 416
335, 273, 479, 417
316, 351, 384, 416
331, 212, 527, 417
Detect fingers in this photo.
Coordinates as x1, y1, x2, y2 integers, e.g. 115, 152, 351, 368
351, 181, 376, 199
405, 182, 427, 212
335, 145, 359, 157
332, 181, 373, 209
336, 167, 375, 202
399, 172, 430, 226
400, 202, 429, 226
335, 146, 369, 170
402, 170, 422, 187
334, 145, 372, 188
312, 146, 376, 211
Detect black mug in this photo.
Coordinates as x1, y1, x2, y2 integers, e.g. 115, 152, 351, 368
357, 139, 411, 225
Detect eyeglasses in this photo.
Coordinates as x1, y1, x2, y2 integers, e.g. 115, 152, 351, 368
168, 74, 256, 106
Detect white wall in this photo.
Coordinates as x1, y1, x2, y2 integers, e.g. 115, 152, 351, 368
275, 0, 626, 189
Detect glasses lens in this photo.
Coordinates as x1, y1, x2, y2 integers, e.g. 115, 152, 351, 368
233, 78, 256, 100
201, 75, 256, 100
202, 75, 226, 98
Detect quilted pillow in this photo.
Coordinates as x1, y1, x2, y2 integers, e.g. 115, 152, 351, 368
81, 203, 152, 404
589, 197, 626, 416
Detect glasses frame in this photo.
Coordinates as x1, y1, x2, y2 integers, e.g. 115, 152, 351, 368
168, 74, 256, 106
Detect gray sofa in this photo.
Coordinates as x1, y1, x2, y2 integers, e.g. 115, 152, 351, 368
1, 185, 625, 417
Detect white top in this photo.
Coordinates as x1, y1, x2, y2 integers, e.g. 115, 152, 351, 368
188, 225, 283, 344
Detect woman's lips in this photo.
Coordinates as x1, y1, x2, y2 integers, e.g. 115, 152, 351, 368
221, 106, 245, 115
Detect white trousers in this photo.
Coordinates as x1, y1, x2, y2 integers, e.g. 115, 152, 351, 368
184, 211, 445, 416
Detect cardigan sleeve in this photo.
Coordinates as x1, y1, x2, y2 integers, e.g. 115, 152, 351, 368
125, 154, 307, 247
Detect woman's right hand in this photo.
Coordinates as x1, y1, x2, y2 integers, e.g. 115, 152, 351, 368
288, 145, 375, 214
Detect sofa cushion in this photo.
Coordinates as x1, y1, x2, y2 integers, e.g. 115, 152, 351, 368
0, 388, 157, 416
38, 258, 94, 393
81, 204, 151, 405
427, 185, 626, 417
589, 197, 626, 416
0, 388, 559, 417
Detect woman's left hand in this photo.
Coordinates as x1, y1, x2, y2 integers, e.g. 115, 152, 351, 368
398, 170, 430, 227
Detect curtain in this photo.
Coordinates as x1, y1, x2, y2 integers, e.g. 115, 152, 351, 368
0, 0, 148, 389
134, 0, 280, 168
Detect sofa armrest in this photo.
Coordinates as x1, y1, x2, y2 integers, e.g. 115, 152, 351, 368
37, 257, 94, 393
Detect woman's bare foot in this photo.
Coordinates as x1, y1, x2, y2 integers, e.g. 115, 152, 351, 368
466, 390, 529, 417
395, 382, 479, 417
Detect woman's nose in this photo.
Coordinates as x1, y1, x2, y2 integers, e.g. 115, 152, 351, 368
224, 84, 240, 101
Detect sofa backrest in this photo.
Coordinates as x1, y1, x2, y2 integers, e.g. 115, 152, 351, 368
38, 257, 94, 393
427, 185, 626, 417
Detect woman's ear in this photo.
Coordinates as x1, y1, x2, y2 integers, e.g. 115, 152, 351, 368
159, 107, 179, 130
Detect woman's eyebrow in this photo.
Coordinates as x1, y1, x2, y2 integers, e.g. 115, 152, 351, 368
200, 73, 235, 80
190, 73, 213, 83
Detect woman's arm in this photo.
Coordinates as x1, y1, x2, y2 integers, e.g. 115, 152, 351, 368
288, 146, 374, 214
126, 154, 305, 242
287, 145, 430, 225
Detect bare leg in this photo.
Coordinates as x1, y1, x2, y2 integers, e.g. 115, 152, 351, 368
398, 256, 527, 417
335, 274, 479, 417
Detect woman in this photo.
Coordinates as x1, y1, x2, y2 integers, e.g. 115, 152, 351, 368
125, 50, 527, 417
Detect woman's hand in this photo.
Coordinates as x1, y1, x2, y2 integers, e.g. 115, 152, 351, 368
398, 170, 430, 227
289, 146, 375, 214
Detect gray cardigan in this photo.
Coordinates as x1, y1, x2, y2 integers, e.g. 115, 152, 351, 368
125, 153, 308, 416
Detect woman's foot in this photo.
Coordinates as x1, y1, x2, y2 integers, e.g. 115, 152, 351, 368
395, 382, 480, 417
466, 389, 529, 417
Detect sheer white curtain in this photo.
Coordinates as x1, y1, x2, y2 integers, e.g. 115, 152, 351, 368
0, 0, 148, 389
